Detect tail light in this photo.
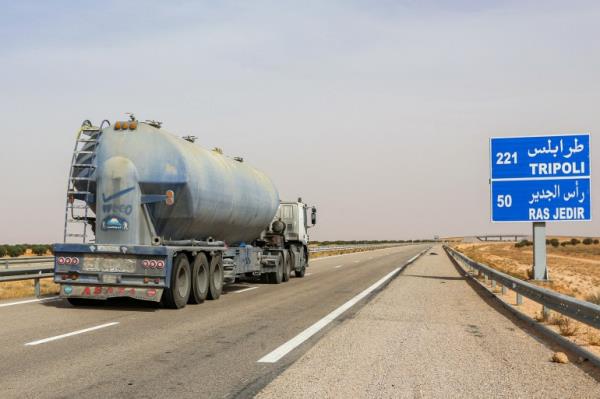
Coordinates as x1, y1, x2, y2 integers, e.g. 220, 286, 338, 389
57, 256, 80, 265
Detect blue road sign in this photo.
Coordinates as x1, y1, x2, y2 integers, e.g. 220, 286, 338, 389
490, 134, 591, 222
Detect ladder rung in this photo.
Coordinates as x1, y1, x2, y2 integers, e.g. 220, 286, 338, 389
67, 205, 89, 209
77, 139, 98, 143
71, 164, 96, 168
67, 219, 94, 224
70, 177, 93, 181
75, 150, 95, 154
67, 234, 85, 237
67, 190, 92, 194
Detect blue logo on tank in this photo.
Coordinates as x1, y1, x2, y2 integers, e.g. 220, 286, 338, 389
101, 215, 129, 231
64, 285, 73, 295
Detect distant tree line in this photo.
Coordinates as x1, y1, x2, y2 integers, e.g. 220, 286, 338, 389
313, 239, 436, 246
515, 237, 599, 248
0, 244, 53, 257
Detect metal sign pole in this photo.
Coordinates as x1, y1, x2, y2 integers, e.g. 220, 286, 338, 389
532, 221, 547, 280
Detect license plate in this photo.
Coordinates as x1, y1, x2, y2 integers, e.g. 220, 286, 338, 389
102, 274, 118, 284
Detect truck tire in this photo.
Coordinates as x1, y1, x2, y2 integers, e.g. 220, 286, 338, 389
189, 253, 209, 304
270, 253, 284, 284
294, 266, 306, 278
208, 255, 223, 300
282, 252, 292, 282
162, 254, 191, 309
67, 298, 97, 306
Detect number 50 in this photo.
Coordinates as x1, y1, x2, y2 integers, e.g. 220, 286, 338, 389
497, 195, 512, 208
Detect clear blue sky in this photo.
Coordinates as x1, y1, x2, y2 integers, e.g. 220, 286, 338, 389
1, 1, 599, 243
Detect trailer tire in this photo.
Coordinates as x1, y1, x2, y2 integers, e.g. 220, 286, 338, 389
294, 266, 306, 278
208, 255, 223, 300
162, 254, 191, 309
282, 252, 292, 282
270, 253, 284, 284
67, 298, 97, 307
189, 253, 210, 304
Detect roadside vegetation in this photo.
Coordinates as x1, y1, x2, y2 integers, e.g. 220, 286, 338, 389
0, 244, 53, 258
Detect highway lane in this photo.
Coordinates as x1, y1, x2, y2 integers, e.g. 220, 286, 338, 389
0, 244, 428, 399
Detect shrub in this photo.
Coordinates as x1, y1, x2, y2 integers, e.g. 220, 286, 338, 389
0, 245, 6, 257
557, 317, 579, 336
6, 245, 25, 257
595, 239, 600, 245
586, 292, 600, 306
550, 238, 560, 247
560, 241, 569, 247
31, 245, 47, 256
583, 238, 594, 245
571, 238, 581, 246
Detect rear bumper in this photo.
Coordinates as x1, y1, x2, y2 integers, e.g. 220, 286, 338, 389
60, 284, 163, 302
53, 243, 173, 290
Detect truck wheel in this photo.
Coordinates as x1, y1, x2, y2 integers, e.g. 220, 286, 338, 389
162, 254, 191, 309
282, 252, 292, 282
270, 253, 284, 284
189, 253, 209, 304
294, 266, 306, 278
208, 255, 223, 300
67, 298, 97, 306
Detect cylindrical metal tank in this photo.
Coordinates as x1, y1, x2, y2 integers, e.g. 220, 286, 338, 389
91, 122, 280, 245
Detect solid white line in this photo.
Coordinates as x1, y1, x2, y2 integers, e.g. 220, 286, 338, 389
334, 265, 343, 269
234, 286, 259, 294
0, 296, 60, 308
25, 322, 120, 346
257, 249, 428, 363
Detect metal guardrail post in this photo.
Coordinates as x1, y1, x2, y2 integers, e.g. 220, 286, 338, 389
491, 279, 496, 290
516, 292, 523, 305
501, 285, 507, 295
34, 276, 41, 298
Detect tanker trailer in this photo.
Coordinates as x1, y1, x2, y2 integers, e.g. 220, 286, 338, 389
53, 118, 317, 309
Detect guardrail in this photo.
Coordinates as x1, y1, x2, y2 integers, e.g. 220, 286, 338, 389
0, 257, 54, 298
0, 244, 412, 299
309, 243, 409, 253
445, 245, 600, 365
445, 246, 600, 329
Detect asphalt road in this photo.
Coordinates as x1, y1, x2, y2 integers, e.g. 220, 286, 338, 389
258, 245, 600, 398
0, 244, 429, 399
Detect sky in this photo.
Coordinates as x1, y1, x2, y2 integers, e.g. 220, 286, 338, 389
1, 0, 600, 243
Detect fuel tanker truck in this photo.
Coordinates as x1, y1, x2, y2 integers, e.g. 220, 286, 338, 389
53, 117, 317, 308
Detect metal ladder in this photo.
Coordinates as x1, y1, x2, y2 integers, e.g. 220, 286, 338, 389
62, 120, 109, 243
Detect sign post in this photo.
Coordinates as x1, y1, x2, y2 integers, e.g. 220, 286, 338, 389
490, 134, 591, 280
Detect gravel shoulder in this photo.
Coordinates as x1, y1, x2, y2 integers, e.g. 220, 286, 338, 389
256, 245, 600, 399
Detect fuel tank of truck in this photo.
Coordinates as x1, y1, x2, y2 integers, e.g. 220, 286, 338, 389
89, 121, 280, 245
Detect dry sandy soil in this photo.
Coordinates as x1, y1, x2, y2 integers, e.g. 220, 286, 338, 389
454, 241, 600, 357
455, 241, 600, 300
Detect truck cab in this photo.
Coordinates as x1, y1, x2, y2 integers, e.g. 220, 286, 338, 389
273, 199, 317, 277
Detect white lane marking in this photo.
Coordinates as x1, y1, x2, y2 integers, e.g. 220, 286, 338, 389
305, 273, 313, 276
334, 265, 343, 269
25, 322, 120, 346
257, 249, 428, 363
0, 296, 60, 308
234, 286, 259, 294
354, 260, 360, 263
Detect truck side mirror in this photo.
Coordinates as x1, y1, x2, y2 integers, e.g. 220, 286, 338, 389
311, 207, 317, 225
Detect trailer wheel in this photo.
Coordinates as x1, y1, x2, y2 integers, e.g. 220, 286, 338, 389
162, 254, 191, 309
208, 255, 223, 300
294, 266, 306, 278
189, 253, 210, 304
270, 253, 284, 284
67, 298, 98, 306
282, 252, 292, 282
